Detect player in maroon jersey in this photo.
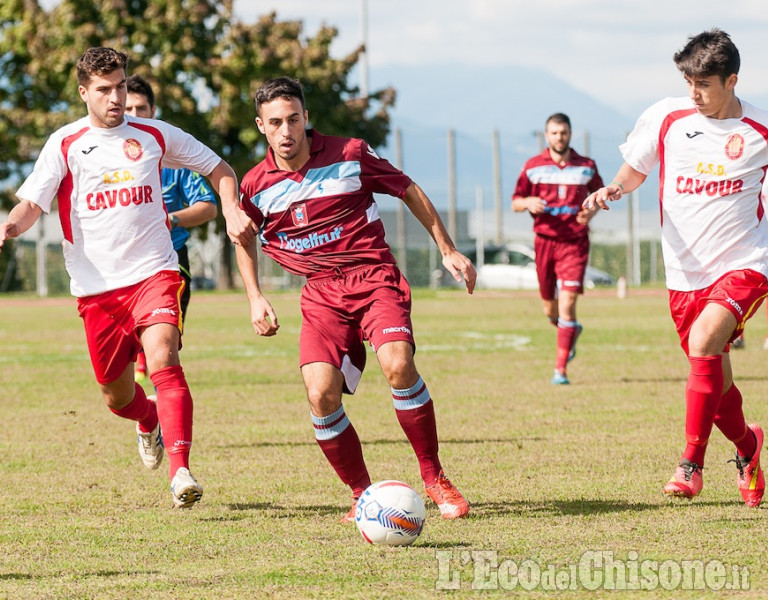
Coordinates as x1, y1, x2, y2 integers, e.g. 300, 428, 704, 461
225, 77, 475, 522
512, 113, 603, 385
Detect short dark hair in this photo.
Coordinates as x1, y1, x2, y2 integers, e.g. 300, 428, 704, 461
126, 74, 155, 108
674, 28, 740, 81
76, 47, 128, 87
254, 77, 305, 116
546, 113, 571, 129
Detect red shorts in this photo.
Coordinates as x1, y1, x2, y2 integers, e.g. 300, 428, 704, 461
300, 263, 414, 394
534, 234, 589, 299
668, 269, 768, 355
77, 271, 185, 384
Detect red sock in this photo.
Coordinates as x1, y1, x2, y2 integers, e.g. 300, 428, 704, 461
555, 324, 578, 372
312, 406, 371, 498
109, 383, 158, 433
135, 350, 147, 374
150, 365, 193, 478
395, 400, 442, 483
683, 355, 723, 467
714, 384, 756, 458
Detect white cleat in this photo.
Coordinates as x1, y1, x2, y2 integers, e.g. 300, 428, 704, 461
171, 468, 203, 509
136, 420, 164, 471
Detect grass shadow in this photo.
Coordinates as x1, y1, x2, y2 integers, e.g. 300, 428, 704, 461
216, 436, 543, 449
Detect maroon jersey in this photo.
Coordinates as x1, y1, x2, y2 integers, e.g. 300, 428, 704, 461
513, 149, 603, 239
239, 130, 412, 277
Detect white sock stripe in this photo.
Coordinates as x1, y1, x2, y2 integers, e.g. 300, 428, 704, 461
557, 319, 580, 328
311, 405, 351, 440
392, 377, 431, 410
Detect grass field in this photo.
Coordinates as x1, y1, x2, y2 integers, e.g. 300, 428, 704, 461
2, 287, 768, 599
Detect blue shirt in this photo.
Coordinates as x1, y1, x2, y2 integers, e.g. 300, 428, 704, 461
162, 168, 217, 250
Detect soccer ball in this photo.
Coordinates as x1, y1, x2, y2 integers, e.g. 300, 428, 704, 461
355, 480, 426, 546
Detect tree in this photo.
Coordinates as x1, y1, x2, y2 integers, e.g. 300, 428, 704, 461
0, 0, 395, 288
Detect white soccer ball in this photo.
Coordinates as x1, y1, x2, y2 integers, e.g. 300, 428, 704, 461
355, 480, 426, 546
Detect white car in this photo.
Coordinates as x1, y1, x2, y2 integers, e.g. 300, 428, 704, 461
473, 243, 614, 290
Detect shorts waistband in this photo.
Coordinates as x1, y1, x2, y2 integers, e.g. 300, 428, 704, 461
306, 263, 382, 281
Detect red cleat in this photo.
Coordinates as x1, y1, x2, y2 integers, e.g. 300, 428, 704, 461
730, 423, 765, 508
663, 459, 703, 499
424, 471, 469, 519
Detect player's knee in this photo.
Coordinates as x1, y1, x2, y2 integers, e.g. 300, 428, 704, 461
305, 387, 341, 417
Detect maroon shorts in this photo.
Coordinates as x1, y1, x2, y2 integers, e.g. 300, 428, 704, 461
300, 263, 414, 394
668, 269, 768, 355
77, 270, 185, 384
534, 234, 589, 299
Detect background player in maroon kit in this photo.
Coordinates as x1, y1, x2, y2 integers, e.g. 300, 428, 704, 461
227, 77, 476, 522
512, 113, 603, 385
0, 47, 241, 509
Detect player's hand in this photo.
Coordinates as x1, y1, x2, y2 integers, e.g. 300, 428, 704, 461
576, 205, 596, 225
442, 250, 476, 294
0, 222, 19, 254
223, 205, 258, 247
525, 196, 547, 215
583, 184, 623, 212
249, 294, 279, 337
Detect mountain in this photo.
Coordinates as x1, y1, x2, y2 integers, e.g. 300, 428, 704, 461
368, 63, 654, 223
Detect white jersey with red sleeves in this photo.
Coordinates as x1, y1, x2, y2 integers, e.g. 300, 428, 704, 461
16, 115, 222, 297
239, 130, 412, 277
621, 97, 768, 291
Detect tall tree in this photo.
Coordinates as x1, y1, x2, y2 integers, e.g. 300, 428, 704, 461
0, 1, 395, 287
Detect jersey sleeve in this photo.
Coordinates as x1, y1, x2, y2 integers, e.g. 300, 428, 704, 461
159, 122, 222, 176
238, 185, 266, 230
512, 164, 533, 199
357, 140, 412, 198
587, 160, 604, 193
15, 131, 69, 213
179, 169, 216, 207
620, 100, 665, 175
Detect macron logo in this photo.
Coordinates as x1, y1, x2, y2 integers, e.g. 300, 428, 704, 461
382, 326, 412, 335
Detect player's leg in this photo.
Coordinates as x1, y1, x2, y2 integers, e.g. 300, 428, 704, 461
534, 236, 567, 383
77, 291, 162, 471
177, 244, 192, 323
553, 237, 588, 383
555, 290, 581, 374
375, 340, 469, 520
302, 361, 371, 522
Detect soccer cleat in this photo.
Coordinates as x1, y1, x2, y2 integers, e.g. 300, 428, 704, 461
170, 468, 203, 509
729, 423, 765, 508
136, 398, 163, 470
424, 471, 469, 519
567, 323, 583, 362
730, 334, 745, 349
340, 498, 359, 524
663, 459, 703, 499
551, 370, 569, 385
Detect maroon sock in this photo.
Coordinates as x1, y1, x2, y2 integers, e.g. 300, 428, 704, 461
312, 405, 371, 498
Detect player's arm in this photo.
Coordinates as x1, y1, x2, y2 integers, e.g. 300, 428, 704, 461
583, 163, 646, 211
0, 200, 43, 253
512, 195, 547, 215
206, 159, 258, 247
234, 242, 279, 337
402, 182, 476, 294
169, 172, 218, 229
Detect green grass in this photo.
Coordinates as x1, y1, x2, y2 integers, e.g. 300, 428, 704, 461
1, 287, 768, 598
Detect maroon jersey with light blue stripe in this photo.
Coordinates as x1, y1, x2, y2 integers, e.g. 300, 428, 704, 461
239, 130, 412, 277
513, 148, 603, 240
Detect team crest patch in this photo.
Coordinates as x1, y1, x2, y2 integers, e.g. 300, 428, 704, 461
291, 203, 309, 227
724, 134, 744, 160
123, 138, 144, 162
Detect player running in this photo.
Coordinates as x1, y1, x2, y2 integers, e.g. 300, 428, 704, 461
584, 29, 766, 507
0, 47, 241, 508
512, 113, 603, 385
226, 77, 475, 522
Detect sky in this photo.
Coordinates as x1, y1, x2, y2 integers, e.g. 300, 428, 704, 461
236, 0, 768, 117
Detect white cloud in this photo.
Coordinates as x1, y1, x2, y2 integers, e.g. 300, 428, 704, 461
235, 0, 768, 114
